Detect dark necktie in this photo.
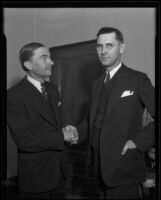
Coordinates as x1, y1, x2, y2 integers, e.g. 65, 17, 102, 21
41, 82, 48, 100
104, 71, 110, 86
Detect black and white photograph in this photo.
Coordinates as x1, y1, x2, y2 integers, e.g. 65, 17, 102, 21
1, 3, 159, 199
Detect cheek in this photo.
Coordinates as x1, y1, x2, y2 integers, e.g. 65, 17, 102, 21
33, 64, 45, 74
97, 53, 102, 59
111, 51, 120, 59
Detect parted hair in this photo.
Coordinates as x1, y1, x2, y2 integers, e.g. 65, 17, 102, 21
19, 42, 45, 71
97, 27, 124, 43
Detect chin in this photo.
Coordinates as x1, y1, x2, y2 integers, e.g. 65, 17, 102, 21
47, 72, 52, 76
43, 75, 51, 79
101, 61, 110, 66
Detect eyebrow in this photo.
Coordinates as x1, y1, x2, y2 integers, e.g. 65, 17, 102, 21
40, 54, 50, 58
97, 43, 114, 45
96, 43, 113, 47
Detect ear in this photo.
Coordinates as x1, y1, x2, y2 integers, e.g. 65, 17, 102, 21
24, 61, 32, 71
120, 43, 125, 55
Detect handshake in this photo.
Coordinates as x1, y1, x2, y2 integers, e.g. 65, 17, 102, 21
62, 125, 79, 145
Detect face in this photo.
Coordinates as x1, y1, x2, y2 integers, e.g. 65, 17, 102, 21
96, 32, 125, 71
25, 47, 54, 81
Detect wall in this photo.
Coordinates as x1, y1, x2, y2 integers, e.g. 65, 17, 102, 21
4, 8, 155, 178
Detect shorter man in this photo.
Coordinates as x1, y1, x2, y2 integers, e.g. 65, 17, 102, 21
7, 42, 78, 199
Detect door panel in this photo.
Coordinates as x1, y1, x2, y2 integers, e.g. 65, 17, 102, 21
50, 40, 103, 128
50, 41, 103, 194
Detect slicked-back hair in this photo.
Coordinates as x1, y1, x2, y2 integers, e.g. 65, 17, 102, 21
19, 42, 45, 71
97, 27, 124, 43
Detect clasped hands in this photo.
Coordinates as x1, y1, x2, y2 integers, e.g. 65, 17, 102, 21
62, 125, 79, 145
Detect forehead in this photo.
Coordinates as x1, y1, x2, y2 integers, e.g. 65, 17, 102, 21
97, 32, 117, 43
33, 47, 50, 57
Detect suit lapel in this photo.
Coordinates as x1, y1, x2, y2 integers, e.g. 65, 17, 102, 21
45, 83, 62, 128
20, 77, 57, 126
105, 65, 129, 114
90, 75, 105, 125
90, 65, 129, 127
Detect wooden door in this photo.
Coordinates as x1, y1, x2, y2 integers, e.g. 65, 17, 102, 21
50, 40, 103, 196
50, 39, 103, 134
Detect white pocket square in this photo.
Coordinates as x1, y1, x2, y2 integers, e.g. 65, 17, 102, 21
58, 101, 62, 106
121, 90, 134, 98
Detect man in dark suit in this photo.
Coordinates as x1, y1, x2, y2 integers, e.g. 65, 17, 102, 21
86, 27, 155, 199
7, 42, 78, 199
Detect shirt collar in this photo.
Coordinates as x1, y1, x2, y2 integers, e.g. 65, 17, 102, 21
27, 75, 42, 93
107, 62, 122, 79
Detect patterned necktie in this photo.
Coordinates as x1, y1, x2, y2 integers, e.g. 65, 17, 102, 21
104, 71, 110, 86
41, 82, 48, 100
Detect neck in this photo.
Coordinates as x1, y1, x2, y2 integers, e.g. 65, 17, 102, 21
27, 72, 44, 83
106, 61, 121, 72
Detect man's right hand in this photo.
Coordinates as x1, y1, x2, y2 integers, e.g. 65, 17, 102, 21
62, 125, 78, 144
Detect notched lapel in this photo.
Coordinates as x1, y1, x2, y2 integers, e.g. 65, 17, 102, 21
90, 75, 105, 124
21, 78, 56, 126
107, 81, 126, 113
105, 65, 128, 114
46, 85, 61, 128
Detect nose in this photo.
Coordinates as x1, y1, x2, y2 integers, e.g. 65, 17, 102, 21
101, 46, 108, 55
50, 58, 54, 65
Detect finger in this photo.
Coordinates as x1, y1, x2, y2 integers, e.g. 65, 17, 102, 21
73, 129, 79, 138
67, 137, 78, 143
67, 126, 79, 141
73, 130, 78, 138
70, 140, 78, 145
66, 126, 70, 131
65, 137, 74, 142
65, 132, 75, 140
68, 125, 77, 132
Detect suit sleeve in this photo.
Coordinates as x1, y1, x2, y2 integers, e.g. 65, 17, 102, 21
76, 115, 90, 143
132, 73, 155, 153
7, 90, 64, 153
76, 84, 95, 144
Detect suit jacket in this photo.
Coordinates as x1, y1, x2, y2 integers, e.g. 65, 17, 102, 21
87, 64, 155, 187
7, 76, 69, 193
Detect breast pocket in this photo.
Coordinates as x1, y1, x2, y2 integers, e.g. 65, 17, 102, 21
120, 94, 135, 101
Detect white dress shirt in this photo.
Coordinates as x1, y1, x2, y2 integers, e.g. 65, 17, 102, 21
104, 63, 122, 83
27, 75, 42, 93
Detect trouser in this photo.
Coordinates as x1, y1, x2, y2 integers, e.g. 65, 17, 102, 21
91, 141, 141, 199
95, 179, 141, 199
19, 173, 67, 199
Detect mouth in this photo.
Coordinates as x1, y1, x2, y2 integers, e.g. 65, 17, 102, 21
101, 57, 111, 61
46, 66, 51, 70
46, 68, 51, 73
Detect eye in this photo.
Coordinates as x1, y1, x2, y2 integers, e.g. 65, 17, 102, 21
96, 44, 102, 51
41, 56, 48, 62
105, 44, 113, 49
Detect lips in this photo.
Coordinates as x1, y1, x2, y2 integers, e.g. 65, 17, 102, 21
101, 57, 111, 61
46, 66, 51, 70
46, 67, 51, 73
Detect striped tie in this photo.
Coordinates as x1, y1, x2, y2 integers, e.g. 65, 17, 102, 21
41, 82, 48, 100
104, 71, 110, 86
